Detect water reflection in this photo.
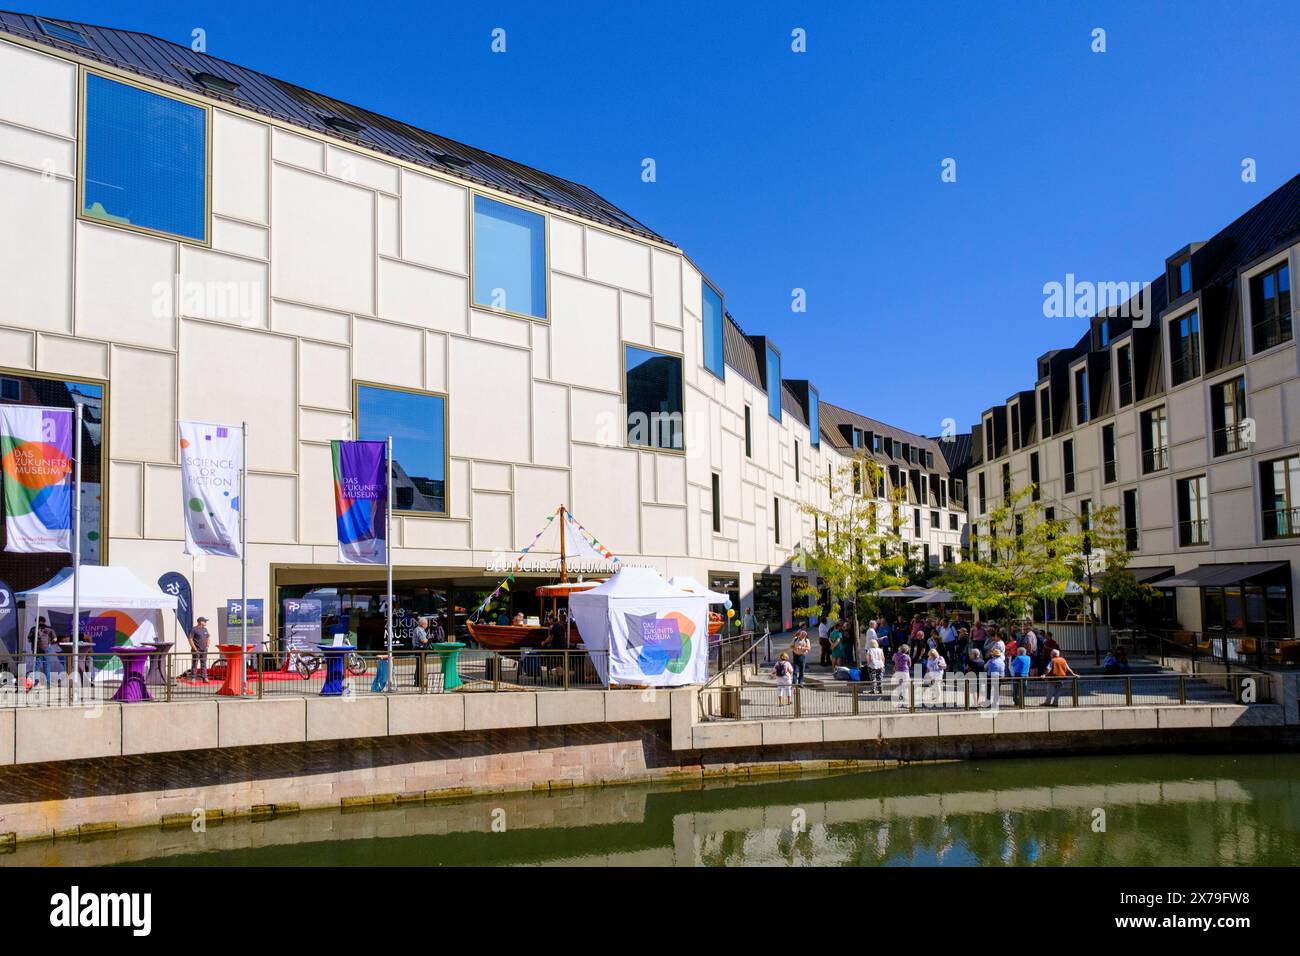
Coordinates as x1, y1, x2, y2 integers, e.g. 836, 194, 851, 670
6, 754, 1298, 867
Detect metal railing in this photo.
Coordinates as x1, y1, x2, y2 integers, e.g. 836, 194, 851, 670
1142, 446, 1169, 473
700, 670, 1273, 722
1251, 315, 1292, 353
1117, 628, 1300, 670
1178, 518, 1209, 546
0, 647, 615, 708
1262, 506, 1300, 540
1212, 422, 1250, 456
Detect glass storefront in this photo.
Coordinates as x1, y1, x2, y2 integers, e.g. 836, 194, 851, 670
274, 577, 561, 651
753, 574, 783, 632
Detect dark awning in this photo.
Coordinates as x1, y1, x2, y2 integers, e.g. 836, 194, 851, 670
1129, 565, 1175, 584
1160, 561, 1290, 588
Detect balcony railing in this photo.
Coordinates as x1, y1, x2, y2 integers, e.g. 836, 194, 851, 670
1125, 527, 1139, 551
1103, 458, 1116, 484
1251, 314, 1293, 353
1263, 506, 1300, 540
1212, 421, 1250, 457
1169, 350, 1201, 387
1179, 518, 1209, 547
1142, 446, 1169, 474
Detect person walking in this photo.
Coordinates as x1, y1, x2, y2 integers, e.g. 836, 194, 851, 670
187, 616, 211, 683
774, 652, 794, 706
790, 625, 811, 685
1042, 648, 1077, 706
922, 649, 946, 693
892, 642, 913, 687
864, 638, 885, 693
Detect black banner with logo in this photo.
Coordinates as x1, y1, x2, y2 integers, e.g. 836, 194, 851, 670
156, 572, 192, 638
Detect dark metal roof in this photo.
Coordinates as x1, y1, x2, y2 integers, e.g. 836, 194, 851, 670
930, 432, 972, 475
0, 10, 669, 245
818, 402, 953, 478
722, 316, 763, 389
1160, 562, 1289, 588
1129, 565, 1175, 585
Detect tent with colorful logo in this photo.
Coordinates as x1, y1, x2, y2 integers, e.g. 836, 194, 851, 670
568, 566, 708, 687
17, 566, 178, 677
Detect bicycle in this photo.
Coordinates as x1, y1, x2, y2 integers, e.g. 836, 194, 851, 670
293, 650, 368, 679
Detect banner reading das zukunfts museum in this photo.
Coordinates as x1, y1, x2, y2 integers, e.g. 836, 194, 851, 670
178, 421, 243, 558
0, 405, 73, 553
331, 440, 388, 565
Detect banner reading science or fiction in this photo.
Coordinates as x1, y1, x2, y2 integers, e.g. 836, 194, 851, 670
331, 440, 388, 565
0, 405, 73, 553
178, 421, 243, 558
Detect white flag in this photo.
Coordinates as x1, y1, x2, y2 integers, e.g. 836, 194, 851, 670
178, 421, 242, 558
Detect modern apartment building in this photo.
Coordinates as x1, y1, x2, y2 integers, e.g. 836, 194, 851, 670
966, 174, 1300, 663
0, 13, 964, 645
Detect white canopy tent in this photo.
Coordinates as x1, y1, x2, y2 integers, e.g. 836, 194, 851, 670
570, 566, 709, 687
17, 566, 178, 664
667, 576, 729, 603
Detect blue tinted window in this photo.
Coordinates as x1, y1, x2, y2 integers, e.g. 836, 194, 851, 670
702, 282, 725, 380
809, 385, 820, 448
39, 19, 91, 47
356, 385, 447, 514
473, 195, 547, 319
625, 346, 684, 450
83, 74, 207, 241
766, 345, 782, 421
1178, 259, 1192, 294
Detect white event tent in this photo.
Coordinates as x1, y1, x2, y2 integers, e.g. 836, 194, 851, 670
18, 566, 178, 660
570, 566, 709, 687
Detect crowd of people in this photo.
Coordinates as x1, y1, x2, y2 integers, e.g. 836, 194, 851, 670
779, 614, 1092, 706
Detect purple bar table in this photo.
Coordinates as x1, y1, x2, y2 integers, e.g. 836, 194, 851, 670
110, 645, 156, 703
144, 641, 174, 687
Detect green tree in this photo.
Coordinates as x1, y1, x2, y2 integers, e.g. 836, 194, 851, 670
796, 453, 911, 635
940, 483, 1072, 619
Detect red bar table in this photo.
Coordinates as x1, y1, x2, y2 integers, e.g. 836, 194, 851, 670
110, 645, 156, 703
216, 643, 251, 696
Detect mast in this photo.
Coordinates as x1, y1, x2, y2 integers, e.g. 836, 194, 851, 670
559, 504, 568, 583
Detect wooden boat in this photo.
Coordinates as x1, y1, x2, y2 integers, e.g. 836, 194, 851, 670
467, 507, 604, 651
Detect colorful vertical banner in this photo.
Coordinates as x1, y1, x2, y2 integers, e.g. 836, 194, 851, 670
331, 440, 388, 565
178, 421, 242, 558
0, 405, 73, 553
157, 571, 194, 638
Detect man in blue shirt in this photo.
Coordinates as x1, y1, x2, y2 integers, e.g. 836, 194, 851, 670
1009, 646, 1031, 705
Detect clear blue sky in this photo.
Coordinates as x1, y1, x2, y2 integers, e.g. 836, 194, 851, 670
35, 1, 1300, 435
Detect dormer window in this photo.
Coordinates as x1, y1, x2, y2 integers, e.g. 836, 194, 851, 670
1170, 255, 1193, 298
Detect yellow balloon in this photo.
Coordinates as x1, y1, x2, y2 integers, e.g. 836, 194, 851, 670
726, 609, 736, 618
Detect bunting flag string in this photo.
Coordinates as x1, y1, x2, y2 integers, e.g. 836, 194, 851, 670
469, 507, 563, 622
565, 508, 622, 565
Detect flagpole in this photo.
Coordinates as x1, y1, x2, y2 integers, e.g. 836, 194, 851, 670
385, 435, 394, 692
71, 401, 83, 703
240, 421, 248, 695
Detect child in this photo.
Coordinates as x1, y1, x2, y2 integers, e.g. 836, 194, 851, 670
774, 652, 794, 705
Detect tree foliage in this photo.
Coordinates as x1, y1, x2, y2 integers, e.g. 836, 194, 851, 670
795, 453, 912, 621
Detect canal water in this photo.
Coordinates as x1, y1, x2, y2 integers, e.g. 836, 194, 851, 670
8, 753, 1299, 866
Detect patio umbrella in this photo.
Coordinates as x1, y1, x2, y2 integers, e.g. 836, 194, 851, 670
909, 589, 956, 604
